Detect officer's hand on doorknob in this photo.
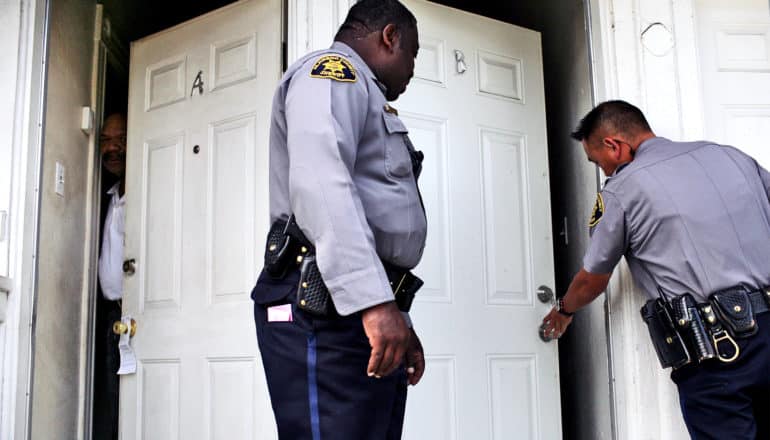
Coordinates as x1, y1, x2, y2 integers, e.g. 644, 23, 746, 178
406, 328, 425, 385
541, 307, 573, 339
362, 301, 410, 378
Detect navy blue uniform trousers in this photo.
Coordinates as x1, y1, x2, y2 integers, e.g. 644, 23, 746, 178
671, 312, 770, 439
252, 269, 408, 440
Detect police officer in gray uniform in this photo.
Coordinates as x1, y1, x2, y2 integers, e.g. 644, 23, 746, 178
542, 100, 770, 439
251, 1, 426, 438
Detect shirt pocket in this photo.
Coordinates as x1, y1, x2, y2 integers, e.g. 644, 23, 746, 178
382, 112, 413, 178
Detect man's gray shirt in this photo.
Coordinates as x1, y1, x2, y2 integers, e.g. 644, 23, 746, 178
268, 42, 427, 315
584, 137, 770, 302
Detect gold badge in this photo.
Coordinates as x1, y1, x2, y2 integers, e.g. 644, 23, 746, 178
310, 55, 357, 82
589, 193, 604, 227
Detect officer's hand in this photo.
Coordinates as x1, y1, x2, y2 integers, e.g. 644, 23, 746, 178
406, 328, 425, 386
541, 308, 573, 339
362, 301, 410, 378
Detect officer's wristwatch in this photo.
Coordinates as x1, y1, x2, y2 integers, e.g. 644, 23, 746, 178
556, 298, 574, 317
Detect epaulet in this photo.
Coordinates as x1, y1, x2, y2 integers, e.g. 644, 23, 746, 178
309, 53, 357, 83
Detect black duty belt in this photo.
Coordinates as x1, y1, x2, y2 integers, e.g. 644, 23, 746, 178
746, 289, 770, 314
263, 215, 423, 316
642, 285, 770, 370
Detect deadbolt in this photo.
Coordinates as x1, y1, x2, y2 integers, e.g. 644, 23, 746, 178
122, 258, 136, 276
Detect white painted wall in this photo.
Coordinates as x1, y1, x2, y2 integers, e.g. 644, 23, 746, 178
29, 0, 96, 438
588, 0, 709, 438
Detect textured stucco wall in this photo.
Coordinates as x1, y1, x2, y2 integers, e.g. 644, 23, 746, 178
30, 0, 95, 438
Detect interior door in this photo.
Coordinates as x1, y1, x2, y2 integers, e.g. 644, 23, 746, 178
695, 0, 770, 167
122, 1, 280, 438
400, 1, 561, 439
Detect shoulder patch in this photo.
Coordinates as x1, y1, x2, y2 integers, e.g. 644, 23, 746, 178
310, 55, 357, 82
589, 193, 604, 227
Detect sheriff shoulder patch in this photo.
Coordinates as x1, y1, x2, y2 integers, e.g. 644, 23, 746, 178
310, 55, 357, 82
589, 193, 604, 227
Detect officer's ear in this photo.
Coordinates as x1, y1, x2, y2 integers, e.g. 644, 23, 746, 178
602, 137, 618, 153
381, 24, 398, 53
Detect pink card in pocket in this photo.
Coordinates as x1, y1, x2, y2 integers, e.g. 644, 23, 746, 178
267, 303, 293, 322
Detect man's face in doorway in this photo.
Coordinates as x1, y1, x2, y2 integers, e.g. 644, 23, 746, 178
100, 114, 127, 178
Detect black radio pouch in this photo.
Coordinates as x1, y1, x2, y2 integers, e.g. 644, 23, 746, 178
709, 287, 758, 339
641, 298, 692, 369
296, 255, 331, 316
264, 219, 294, 279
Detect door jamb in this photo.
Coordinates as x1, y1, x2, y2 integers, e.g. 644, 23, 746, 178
80, 5, 129, 439
1, 1, 50, 439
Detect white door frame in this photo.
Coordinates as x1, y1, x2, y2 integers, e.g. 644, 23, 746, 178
587, 0, 704, 438
287, 0, 356, 64
0, 1, 50, 440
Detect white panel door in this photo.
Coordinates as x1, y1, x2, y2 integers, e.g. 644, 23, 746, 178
696, 0, 770, 166
122, 1, 280, 439
399, 2, 560, 439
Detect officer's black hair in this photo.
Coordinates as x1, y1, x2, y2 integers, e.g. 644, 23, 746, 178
335, 0, 417, 42
571, 100, 652, 141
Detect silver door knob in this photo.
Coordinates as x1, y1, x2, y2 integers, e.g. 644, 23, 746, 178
122, 258, 136, 276
537, 285, 554, 304
538, 323, 554, 342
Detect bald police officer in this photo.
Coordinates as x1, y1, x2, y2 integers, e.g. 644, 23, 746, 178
251, 1, 426, 438
542, 100, 770, 439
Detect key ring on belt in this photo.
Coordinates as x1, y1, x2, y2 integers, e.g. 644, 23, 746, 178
711, 329, 740, 363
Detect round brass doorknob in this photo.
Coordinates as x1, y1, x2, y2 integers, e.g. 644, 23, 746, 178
113, 319, 137, 337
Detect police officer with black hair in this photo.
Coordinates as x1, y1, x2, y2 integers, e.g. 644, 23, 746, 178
542, 100, 770, 439
251, 1, 426, 438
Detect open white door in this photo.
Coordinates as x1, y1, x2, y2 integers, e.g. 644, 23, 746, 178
124, 0, 559, 438
400, 1, 561, 439
122, 1, 281, 438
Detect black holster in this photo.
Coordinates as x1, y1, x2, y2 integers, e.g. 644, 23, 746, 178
641, 298, 692, 369
263, 216, 423, 316
671, 294, 716, 363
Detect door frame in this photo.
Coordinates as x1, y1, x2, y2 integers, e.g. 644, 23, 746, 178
586, 0, 704, 438
81, 5, 130, 439
0, 1, 50, 439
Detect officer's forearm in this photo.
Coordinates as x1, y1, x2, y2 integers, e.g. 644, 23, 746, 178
562, 269, 611, 314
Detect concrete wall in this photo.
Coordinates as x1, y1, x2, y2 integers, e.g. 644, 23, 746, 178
30, 0, 96, 438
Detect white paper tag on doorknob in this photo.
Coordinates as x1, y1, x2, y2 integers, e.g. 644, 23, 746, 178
117, 315, 137, 375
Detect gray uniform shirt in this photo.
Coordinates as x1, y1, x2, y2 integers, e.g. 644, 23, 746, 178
268, 42, 427, 315
584, 137, 770, 302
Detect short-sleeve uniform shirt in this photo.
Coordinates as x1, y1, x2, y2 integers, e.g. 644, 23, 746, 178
584, 137, 770, 302
267, 42, 427, 315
